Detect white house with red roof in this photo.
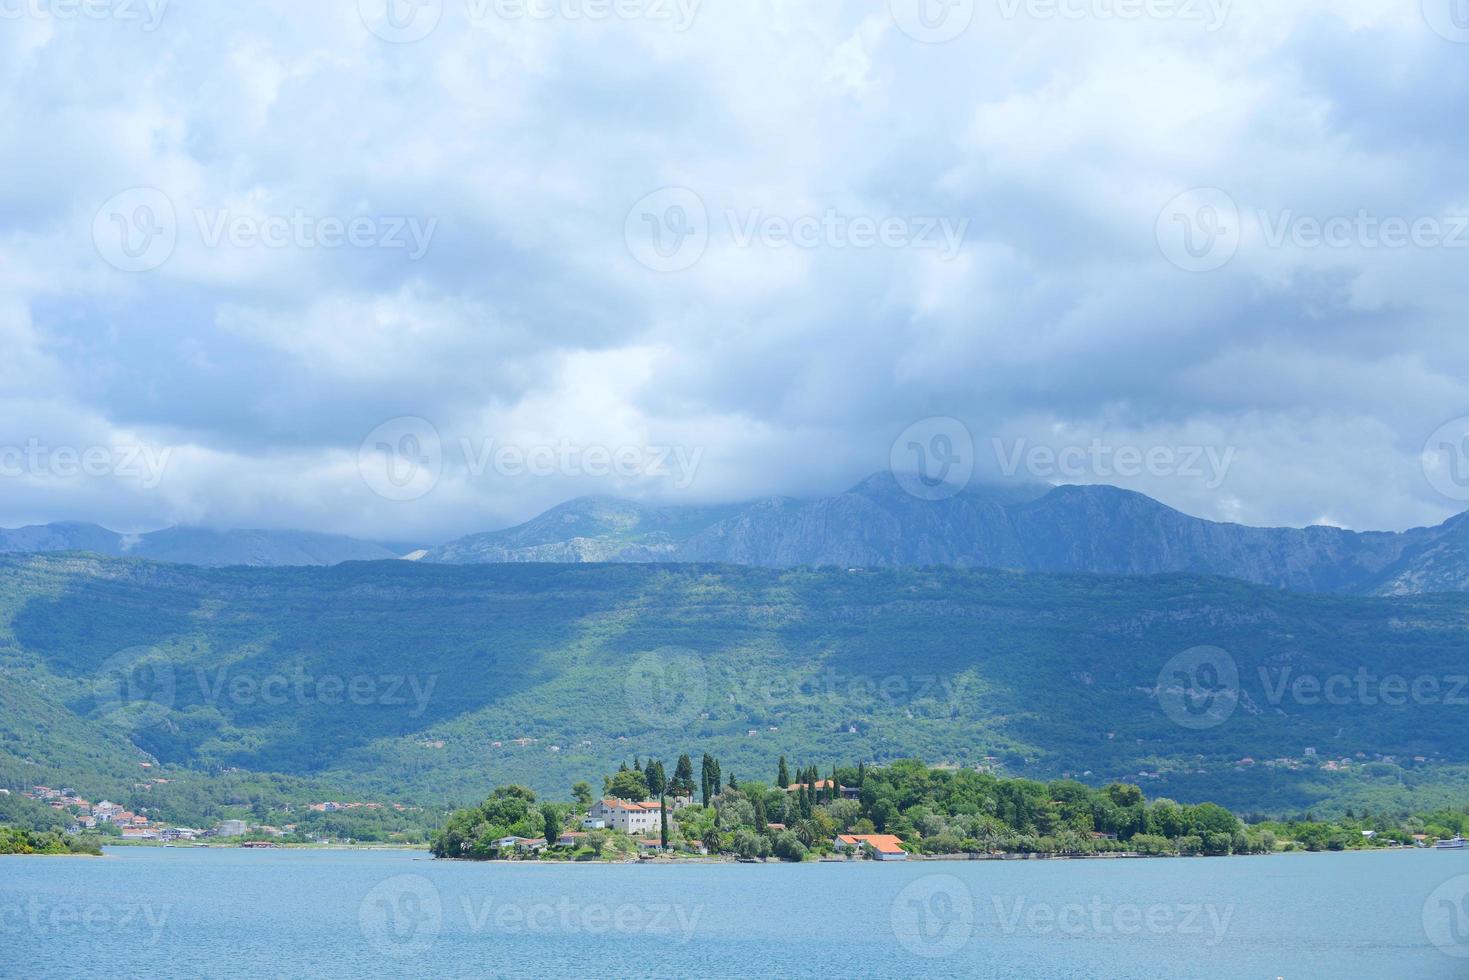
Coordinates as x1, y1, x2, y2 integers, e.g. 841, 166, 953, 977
588, 798, 663, 835
833, 833, 908, 860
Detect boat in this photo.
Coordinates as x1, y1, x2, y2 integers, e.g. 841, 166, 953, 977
1434, 836, 1466, 849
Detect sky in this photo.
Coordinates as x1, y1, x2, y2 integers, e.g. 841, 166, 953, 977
2, 0, 1468, 543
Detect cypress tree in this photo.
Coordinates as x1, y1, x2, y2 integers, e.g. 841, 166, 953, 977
777, 756, 790, 789
660, 794, 669, 850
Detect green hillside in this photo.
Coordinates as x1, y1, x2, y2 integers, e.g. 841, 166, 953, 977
2, 553, 1468, 817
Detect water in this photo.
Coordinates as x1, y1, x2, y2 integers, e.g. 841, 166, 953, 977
3, 847, 1467, 978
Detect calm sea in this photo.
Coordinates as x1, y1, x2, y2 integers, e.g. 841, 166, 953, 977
3, 847, 1467, 978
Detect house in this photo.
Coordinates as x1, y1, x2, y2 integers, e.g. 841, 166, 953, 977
588, 798, 662, 835
1089, 832, 1119, 842
120, 828, 158, 840
766, 823, 787, 832
682, 839, 708, 855
581, 817, 607, 830
515, 838, 548, 854
557, 831, 589, 847
634, 838, 663, 853
833, 834, 907, 861
161, 827, 200, 842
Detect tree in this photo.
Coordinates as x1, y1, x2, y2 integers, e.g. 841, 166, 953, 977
753, 794, 768, 833
728, 772, 738, 790
660, 795, 669, 850
542, 805, 560, 847
607, 769, 650, 801
572, 782, 594, 810
586, 829, 609, 856
672, 754, 695, 797
777, 756, 790, 789
646, 760, 667, 798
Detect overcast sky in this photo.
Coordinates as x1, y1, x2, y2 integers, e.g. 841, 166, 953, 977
2, 0, 1467, 542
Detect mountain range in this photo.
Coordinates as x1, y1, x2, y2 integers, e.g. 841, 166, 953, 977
0, 522, 402, 567
422, 474, 1469, 596
6, 553, 1469, 816
7, 474, 1469, 594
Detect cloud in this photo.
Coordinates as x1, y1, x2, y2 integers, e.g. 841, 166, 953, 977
0, 1, 1466, 541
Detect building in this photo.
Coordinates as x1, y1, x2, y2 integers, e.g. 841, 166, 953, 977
783, 781, 860, 800
833, 834, 907, 861
557, 831, 588, 847
581, 817, 607, 830
514, 838, 548, 854
588, 798, 662, 835
214, 819, 248, 837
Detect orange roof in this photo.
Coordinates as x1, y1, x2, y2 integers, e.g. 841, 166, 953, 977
838, 833, 905, 854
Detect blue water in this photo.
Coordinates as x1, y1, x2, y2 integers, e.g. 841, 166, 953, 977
3, 847, 1468, 978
